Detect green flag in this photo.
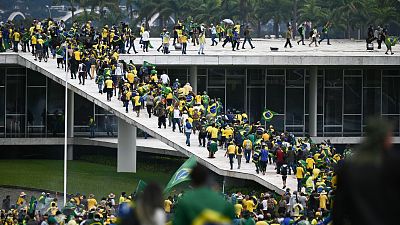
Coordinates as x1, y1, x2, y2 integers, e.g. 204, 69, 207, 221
28, 196, 37, 214
164, 155, 197, 194
262, 109, 277, 122
135, 180, 148, 196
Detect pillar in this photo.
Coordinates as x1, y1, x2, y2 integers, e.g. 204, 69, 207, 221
67, 90, 74, 160
117, 118, 137, 173
190, 65, 198, 94
309, 66, 318, 137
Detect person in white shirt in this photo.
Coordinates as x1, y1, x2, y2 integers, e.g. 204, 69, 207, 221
142, 29, 150, 52
172, 107, 182, 133
210, 24, 218, 46
160, 71, 170, 85
78, 62, 86, 85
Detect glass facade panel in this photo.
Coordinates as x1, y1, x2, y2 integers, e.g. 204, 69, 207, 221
6, 76, 26, 114
47, 78, 65, 113
0, 68, 5, 86
226, 67, 245, 75
363, 69, 381, 87
363, 88, 381, 123
344, 115, 361, 136
197, 75, 207, 93
270, 115, 284, 132
266, 76, 284, 113
207, 88, 225, 107
286, 88, 304, 125
7, 68, 25, 76
383, 115, 399, 136
6, 115, 25, 137
247, 69, 265, 86
226, 76, 245, 112
0, 87, 4, 127
27, 87, 46, 126
247, 88, 265, 123
267, 69, 284, 76
325, 88, 342, 125
382, 77, 400, 114
286, 69, 305, 87
74, 94, 94, 126
344, 69, 362, 76
168, 68, 188, 84
208, 68, 225, 86
344, 77, 362, 114
325, 69, 343, 87
27, 69, 46, 86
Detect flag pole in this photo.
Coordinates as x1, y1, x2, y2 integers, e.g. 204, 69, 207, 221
63, 41, 68, 206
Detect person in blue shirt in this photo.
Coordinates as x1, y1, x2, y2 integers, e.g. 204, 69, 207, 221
259, 144, 269, 175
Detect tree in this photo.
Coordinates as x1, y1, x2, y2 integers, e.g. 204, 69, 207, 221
265, 0, 292, 37
298, 0, 327, 26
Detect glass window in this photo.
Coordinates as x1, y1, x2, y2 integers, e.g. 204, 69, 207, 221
168, 68, 188, 84
325, 88, 342, 125
325, 69, 343, 87
208, 68, 225, 86
226, 76, 245, 112
363, 69, 381, 87
95, 105, 112, 115
198, 68, 207, 75
382, 70, 400, 76
266, 76, 285, 113
344, 69, 362, 76
6, 115, 25, 137
363, 88, 381, 124
6, 76, 26, 114
382, 77, 400, 114
344, 77, 362, 114
286, 88, 304, 125
344, 115, 361, 136
27, 87, 46, 126
247, 88, 265, 123
269, 115, 284, 132
227, 67, 245, 75
318, 115, 323, 135
0, 68, 5, 86
7, 67, 25, 76
318, 77, 324, 114
383, 115, 399, 136
267, 69, 284, 76
74, 94, 94, 126
47, 78, 65, 113
95, 115, 117, 134
207, 88, 225, 108
286, 69, 305, 87
27, 69, 46, 86
0, 87, 4, 127
285, 126, 304, 136
197, 75, 207, 94
247, 69, 265, 86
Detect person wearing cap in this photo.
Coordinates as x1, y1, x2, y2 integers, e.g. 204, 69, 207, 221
209, 23, 218, 46
87, 194, 97, 211
16, 192, 27, 207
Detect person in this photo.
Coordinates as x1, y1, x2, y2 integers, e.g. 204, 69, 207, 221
232, 27, 240, 51
243, 137, 253, 163
87, 194, 97, 210
259, 145, 268, 175
133, 92, 141, 117
146, 94, 154, 118
164, 196, 173, 221
210, 23, 218, 46
136, 183, 166, 225
123, 89, 132, 113
297, 22, 306, 45
127, 31, 138, 54
88, 116, 96, 138
198, 124, 207, 147
162, 31, 170, 54
184, 119, 192, 147
160, 71, 170, 85
241, 210, 255, 225
141, 28, 150, 52
172, 106, 181, 132
296, 163, 305, 192
12, 29, 20, 52
198, 32, 205, 55
226, 142, 237, 170
281, 163, 288, 189
236, 144, 243, 169
78, 61, 86, 85
309, 26, 318, 47
172, 165, 235, 225
385, 35, 397, 55
1, 195, 10, 211
105, 77, 114, 101
284, 27, 293, 48
105, 115, 114, 136
180, 32, 188, 54
242, 26, 255, 49
157, 103, 167, 129
318, 21, 331, 45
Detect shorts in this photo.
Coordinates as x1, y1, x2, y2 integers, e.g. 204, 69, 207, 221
57, 58, 63, 64
282, 175, 287, 181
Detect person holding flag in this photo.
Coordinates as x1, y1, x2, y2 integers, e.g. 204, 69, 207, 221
262, 109, 277, 122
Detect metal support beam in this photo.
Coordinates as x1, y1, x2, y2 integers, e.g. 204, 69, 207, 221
117, 119, 137, 173
309, 66, 318, 137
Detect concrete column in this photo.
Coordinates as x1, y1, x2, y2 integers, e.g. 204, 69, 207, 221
309, 66, 318, 137
117, 118, 137, 173
190, 65, 198, 94
67, 90, 74, 160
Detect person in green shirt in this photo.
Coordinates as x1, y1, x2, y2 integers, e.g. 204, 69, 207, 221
173, 165, 235, 225
241, 210, 256, 225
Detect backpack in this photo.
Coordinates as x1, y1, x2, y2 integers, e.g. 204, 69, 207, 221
281, 165, 288, 176
237, 146, 243, 154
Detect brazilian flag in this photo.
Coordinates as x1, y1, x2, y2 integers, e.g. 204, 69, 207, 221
28, 196, 37, 214
262, 109, 276, 122
208, 103, 217, 117
164, 155, 197, 194
143, 61, 155, 68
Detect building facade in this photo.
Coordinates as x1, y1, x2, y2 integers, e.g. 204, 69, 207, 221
1, 64, 400, 138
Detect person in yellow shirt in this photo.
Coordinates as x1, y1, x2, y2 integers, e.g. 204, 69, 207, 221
306, 156, 315, 173
244, 197, 255, 213
180, 32, 188, 54
234, 199, 243, 218
164, 196, 173, 213
209, 124, 219, 141
296, 163, 305, 192
226, 142, 237, 170
133, 92, 141, 117
236, 144, 243, 169
12, 30, 21, 52
126, 71, 135, 87
242, 138, 253, 163
319, 191, 328, 211
31, 33, 37, 55
123, 90, 132, 113
87, 194, 98, 211
103, 75, 113, 98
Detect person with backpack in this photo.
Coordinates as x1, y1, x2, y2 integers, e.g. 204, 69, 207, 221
184, 119, 192, 147
236, 145, 243, 169
198, 123, 207, 147
158, 103, 167, 129
146, 94, 155, 118
243, 137, 253, 163
297, 23, 306, 45
226, 142, 237, 170
78, 60, 87, 85
132, 91, 142, 117
309, 26, 318, 47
